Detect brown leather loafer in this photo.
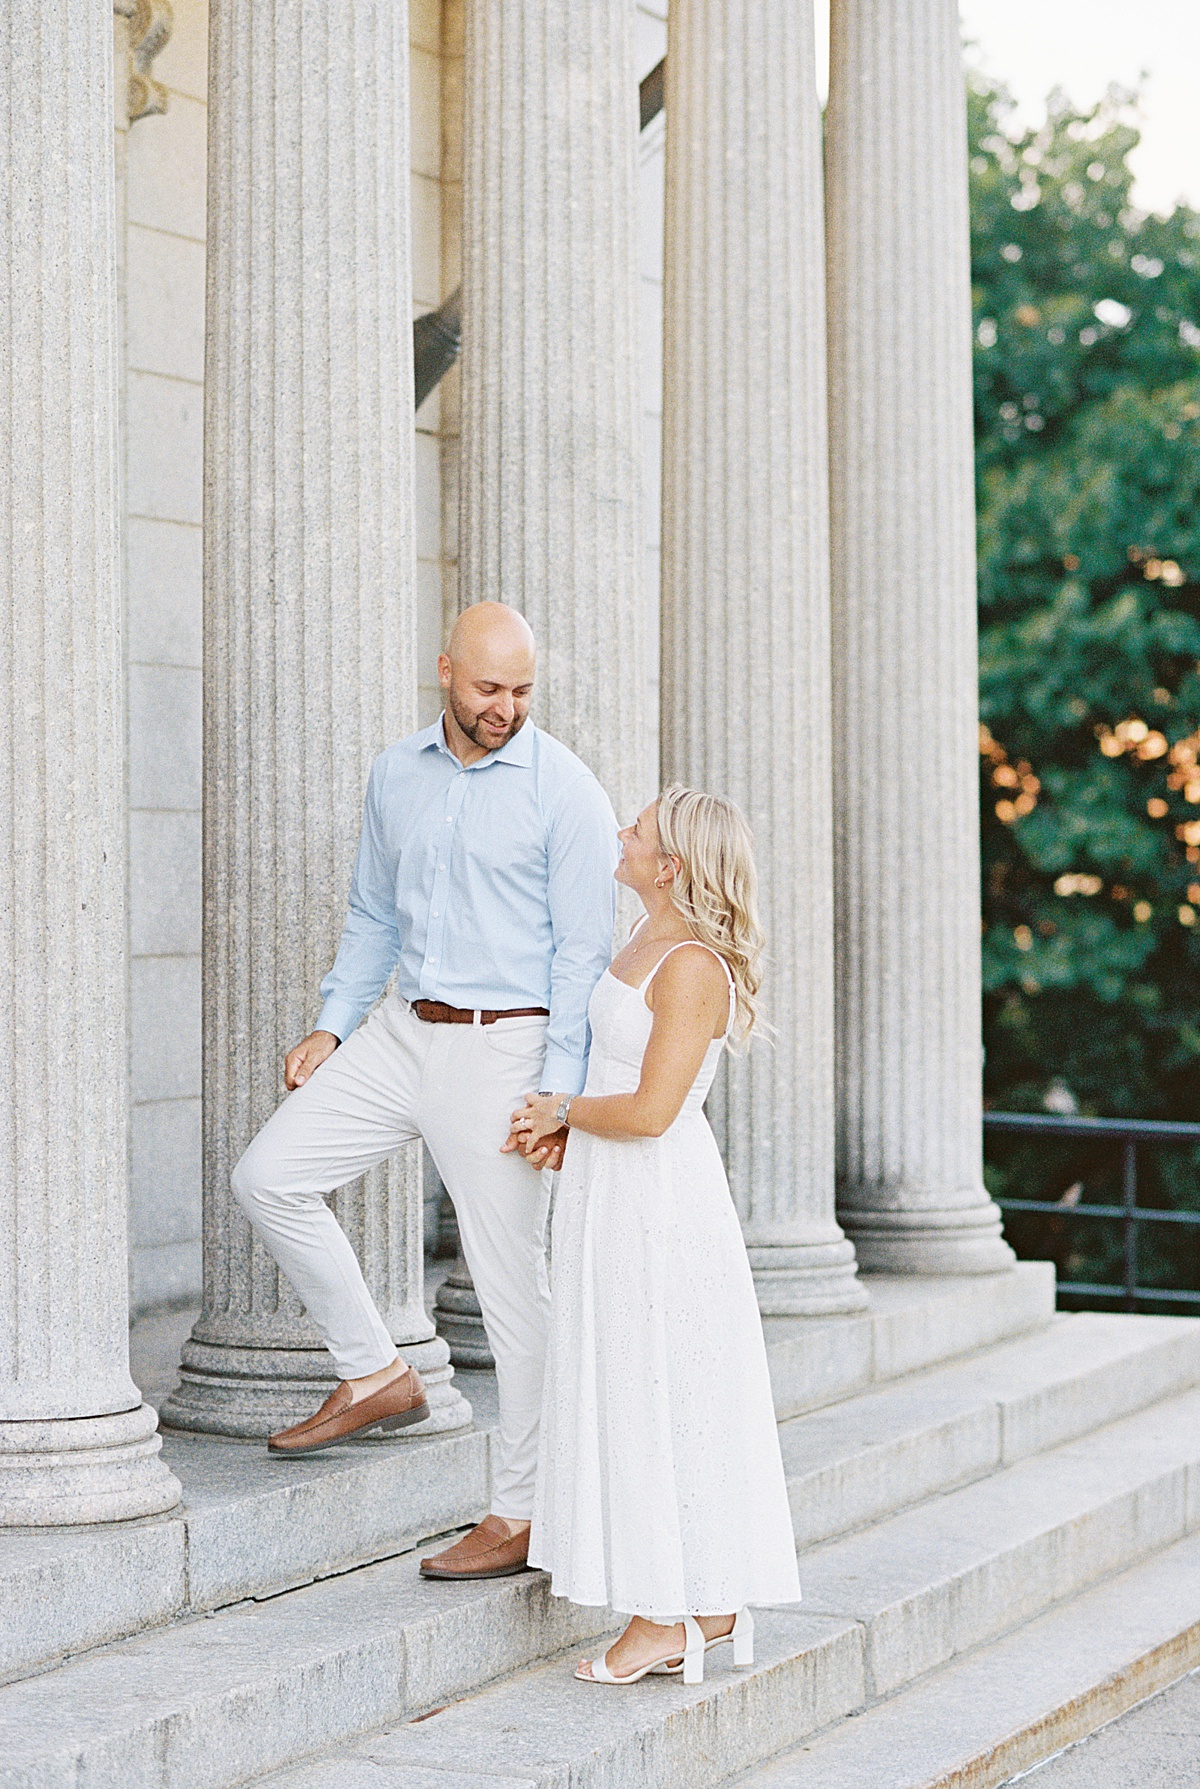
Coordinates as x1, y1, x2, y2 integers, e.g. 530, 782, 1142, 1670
267, 1367, 429, 1456
419, 1514, 531, 1580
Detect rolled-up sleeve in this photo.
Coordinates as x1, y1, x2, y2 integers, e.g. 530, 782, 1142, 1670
541, 773, 619, 1093
316, 757, 402, 1040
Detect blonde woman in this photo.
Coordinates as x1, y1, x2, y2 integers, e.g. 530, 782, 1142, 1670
506, 786, 801, 1684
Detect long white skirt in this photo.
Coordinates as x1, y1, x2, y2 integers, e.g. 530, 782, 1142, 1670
529, 1112, 802, 1620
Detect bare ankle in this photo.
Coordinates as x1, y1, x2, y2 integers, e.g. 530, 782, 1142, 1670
346, 1356, 404, 1403
493, 1514, 532, 1537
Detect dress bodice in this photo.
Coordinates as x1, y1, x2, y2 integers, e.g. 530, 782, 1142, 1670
581, 945, 734, 1120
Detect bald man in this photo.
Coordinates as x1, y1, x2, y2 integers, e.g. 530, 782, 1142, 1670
231, 603, 618, 1579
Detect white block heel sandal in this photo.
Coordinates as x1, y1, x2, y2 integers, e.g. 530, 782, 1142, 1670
650, 1607, 755, 1677
576, 1616, 707, 1685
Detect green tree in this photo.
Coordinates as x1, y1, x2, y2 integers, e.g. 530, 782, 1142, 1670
970, 75, 1200, 1290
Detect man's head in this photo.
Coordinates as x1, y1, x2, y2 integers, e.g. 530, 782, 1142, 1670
438, 602, 537, 759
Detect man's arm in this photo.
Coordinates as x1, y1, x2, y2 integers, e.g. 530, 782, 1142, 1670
539, 771, 620, 1095
313, 755, 403, 1043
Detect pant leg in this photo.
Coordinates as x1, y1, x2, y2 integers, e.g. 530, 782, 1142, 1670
231, 995, 426, 1379
417, 1014, 553, 1520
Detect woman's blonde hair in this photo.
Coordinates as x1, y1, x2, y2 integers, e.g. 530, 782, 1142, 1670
654, 784, 764, 1043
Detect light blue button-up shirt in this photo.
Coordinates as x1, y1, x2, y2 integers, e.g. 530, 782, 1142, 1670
316, 716, 619, 1094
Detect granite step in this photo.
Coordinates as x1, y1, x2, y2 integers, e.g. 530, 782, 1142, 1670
780, 1309, 1200, 1547
763, 1263, 1054, 1421
732, 1526, 1200, 1789
0, 1266, 1054, 1690
0, 1424, 489, 1686
259, 1610, 863, 1789
0, 1548, 610, 1789
797, 1382, 1200, 1698
16, 1376, 1199, 1789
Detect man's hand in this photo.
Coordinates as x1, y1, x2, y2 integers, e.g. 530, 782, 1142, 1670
527, 1125, 568, 1172
285, 1029, 340, 1090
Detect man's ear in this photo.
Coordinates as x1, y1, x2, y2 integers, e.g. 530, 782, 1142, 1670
437, 653, 452, 689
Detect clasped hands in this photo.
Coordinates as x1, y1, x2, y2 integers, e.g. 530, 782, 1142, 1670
501, 1092, 568, 1172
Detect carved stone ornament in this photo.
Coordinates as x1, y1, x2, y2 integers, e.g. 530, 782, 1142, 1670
113, 0, 173, 124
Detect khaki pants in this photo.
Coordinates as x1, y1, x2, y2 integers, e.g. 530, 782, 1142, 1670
232, 994, 552, 1518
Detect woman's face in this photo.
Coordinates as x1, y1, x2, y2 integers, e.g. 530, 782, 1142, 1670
616, 802, 667, 894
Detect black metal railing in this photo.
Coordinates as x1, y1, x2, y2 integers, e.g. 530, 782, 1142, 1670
984, 1111, 1200, 1312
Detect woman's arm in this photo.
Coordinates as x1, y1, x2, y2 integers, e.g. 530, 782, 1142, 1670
509, 945, 729, 1145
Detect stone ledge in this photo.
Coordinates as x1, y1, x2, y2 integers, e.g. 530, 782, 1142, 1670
764, 1262, 1055, 1420
0, 1425, 489, 1686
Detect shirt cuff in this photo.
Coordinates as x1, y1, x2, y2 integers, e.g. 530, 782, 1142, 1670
539, 1046, 587, 1098
315, 996, 362, 1043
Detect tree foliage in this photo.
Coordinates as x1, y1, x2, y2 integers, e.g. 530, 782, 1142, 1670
972, 74, 1200, 1119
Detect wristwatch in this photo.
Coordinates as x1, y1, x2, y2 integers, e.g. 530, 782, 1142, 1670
554, 1093, 573, 1127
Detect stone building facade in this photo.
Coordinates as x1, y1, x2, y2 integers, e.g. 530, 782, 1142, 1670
112, 0, 672, 1321
2, 0, 1011, 1520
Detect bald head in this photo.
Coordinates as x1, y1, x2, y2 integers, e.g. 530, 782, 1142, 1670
438, 602, 537, 763
446, 601, 536, 666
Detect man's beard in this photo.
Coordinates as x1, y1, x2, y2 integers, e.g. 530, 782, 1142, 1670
449, 689, 526, 752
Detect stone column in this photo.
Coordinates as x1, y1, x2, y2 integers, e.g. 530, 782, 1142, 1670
457, 0, 649, 820
436, 0, 649, 1356
162, 0, 468, 1436
658, 0, 864, 1313
0, 0, 182, 1523
825, 0, 1013, 1272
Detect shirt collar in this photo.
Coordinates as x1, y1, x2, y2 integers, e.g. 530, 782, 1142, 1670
422, 712, 536, 770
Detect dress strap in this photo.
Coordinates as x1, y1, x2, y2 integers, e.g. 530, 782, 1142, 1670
639, 941, 737, 1035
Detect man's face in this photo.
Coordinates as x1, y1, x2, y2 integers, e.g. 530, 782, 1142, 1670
439, 648, 535, 753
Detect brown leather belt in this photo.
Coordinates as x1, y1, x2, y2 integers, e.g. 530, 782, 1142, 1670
412, 1000, 549, 1026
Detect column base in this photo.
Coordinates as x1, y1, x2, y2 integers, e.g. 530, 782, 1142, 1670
838, 1195, 1016, 1274
746, 1235, 869, 1316
0, 1404, 182, 1527
160, 1332, 471, 1440
433, 1257, 495, 1369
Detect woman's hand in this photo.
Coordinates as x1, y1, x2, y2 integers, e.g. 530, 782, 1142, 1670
505, 1091, 562, 1152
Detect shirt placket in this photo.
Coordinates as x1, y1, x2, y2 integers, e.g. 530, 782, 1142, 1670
419, 764, 471, 995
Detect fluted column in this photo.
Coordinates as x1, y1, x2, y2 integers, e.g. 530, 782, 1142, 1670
162, 0, 468, 1435
436, 0, 648, 1358
659, 0, 864, 1313
826, 0, 1013, 1272
457, 0, 649, 821
0, 0, 181, 1522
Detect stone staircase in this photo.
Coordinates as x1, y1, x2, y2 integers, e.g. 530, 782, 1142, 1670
6, 1264, 1200, 1789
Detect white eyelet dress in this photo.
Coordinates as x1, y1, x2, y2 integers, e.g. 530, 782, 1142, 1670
528, 944, 802, 1620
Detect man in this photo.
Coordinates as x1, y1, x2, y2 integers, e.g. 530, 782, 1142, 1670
231, 602, 618, 1579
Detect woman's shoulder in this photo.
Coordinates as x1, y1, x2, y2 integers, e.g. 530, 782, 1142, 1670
647, 939, 731, 1004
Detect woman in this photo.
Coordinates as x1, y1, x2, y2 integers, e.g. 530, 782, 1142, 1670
508, 785, 801, 1685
